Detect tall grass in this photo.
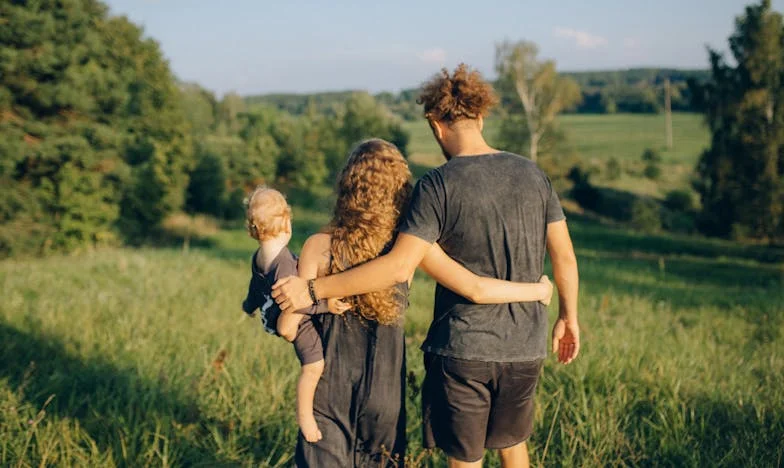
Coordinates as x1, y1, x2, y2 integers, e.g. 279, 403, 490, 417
1, 116, 781, 466
1, 211, 782, 466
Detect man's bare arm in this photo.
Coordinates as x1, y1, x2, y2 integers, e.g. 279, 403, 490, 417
547, 219, 580, 364
548, 220, 578, 322
272, 233, 432, 313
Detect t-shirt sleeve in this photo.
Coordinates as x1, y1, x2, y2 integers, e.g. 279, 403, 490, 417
273, 254, 298, 281
545, 176, 566, 224
241, 275, 260, 315
292, 318, 323, 365
241, 252, 263, 315
398, 172, 444, 244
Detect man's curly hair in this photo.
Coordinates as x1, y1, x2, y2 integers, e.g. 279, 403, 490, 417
417, 63, 499, 123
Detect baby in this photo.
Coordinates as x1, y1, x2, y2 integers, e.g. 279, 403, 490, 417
241, 187, 340, 442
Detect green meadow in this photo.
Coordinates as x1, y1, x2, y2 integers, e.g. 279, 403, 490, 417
2, 118, 783, 467
405, 112, 710, 197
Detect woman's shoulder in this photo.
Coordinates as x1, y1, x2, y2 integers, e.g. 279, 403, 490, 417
302, 232, 332, 252
301, 232, 332, 274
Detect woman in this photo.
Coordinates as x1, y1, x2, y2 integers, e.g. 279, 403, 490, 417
293, 139, 550, 467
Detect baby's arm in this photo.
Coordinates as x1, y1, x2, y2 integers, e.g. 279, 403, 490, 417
418, 243, 553, 305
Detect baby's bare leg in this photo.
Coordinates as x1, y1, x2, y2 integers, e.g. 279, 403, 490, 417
277, 310, 305, 342
297, 359, 324, 443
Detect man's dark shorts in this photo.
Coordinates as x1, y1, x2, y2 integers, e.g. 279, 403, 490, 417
422, 353, 543, 462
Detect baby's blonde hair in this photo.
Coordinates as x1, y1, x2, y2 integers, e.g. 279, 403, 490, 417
245, 187, 291, 241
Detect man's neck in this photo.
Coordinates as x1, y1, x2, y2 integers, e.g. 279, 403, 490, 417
446, 130, 497, 158
256, 237, 289, 274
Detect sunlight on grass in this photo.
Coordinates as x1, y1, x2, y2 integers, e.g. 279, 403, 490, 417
1, 122, 782, 465
1, 216, 781, 466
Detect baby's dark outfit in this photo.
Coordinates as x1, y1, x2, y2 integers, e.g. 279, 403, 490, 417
241, 247, 323, 365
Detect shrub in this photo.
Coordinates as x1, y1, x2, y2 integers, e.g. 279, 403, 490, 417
664, 190, 694, 212
630, 198, 661, 232
662, 209, 697, 234
568, 166, 602, 211
643, 163, 662, 180
606, 157, 622, 181
642, 148, 662, 163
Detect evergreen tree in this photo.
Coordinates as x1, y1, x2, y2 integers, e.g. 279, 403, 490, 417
0, 0, 193, 254
693, 0, 784, 240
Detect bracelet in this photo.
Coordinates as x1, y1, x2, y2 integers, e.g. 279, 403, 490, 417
307, 279, 319, 306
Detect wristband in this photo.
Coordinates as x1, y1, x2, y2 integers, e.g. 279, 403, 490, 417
307, 279, 319, 306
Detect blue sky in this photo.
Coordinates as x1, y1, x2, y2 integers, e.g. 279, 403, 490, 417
104, 0, 782, 96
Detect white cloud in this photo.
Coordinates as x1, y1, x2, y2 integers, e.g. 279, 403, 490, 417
554, 27, 608, 49
417, 48, 447, 64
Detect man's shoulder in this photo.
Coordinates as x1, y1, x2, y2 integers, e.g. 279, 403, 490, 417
420, 164, 447, 180
495, 152, 551, 183
498, 151, 543, 169
413, 165, 448, 192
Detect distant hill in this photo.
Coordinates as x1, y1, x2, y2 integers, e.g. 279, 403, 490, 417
244, 68, 710, 119
562, 68, 709, 88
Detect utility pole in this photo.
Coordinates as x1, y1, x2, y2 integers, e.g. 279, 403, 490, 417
664, 79, 673, 149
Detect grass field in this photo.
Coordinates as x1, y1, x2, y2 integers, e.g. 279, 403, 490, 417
2, 116, 783, 467
404, 112, 710, 198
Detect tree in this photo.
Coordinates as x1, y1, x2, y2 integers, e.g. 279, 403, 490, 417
186, 152, 226, 217
216, 92, 246, 135
339, 92, 409, 157
692, 0, 784, 240
495, 40, 582, 162
180, 83, 218, 135
0, 0, 194, 254
271, 115, 328, 188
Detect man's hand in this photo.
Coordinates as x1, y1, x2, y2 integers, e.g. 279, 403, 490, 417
552, 318, 580, 364
539, 275, 553, 306
272, 276, 312, 314
328, 298, 351, 315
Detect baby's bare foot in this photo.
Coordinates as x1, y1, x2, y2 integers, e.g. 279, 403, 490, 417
298, 412, 322, 443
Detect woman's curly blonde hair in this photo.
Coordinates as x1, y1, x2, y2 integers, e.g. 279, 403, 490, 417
328, 139, 412, 325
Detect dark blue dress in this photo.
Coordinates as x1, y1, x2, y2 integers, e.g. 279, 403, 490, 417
295, 283, 408, 467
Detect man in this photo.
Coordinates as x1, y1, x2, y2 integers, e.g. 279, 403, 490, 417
273, 64, 579, 467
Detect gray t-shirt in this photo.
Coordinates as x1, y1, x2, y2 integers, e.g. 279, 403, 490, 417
399, 152, 565, 362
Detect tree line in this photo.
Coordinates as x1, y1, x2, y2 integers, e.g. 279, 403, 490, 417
0, 0, 408, 257
1, 0, 781, 258
248, 68, 708, 121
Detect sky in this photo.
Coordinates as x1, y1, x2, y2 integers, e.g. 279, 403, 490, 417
104, 0, 783, 96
